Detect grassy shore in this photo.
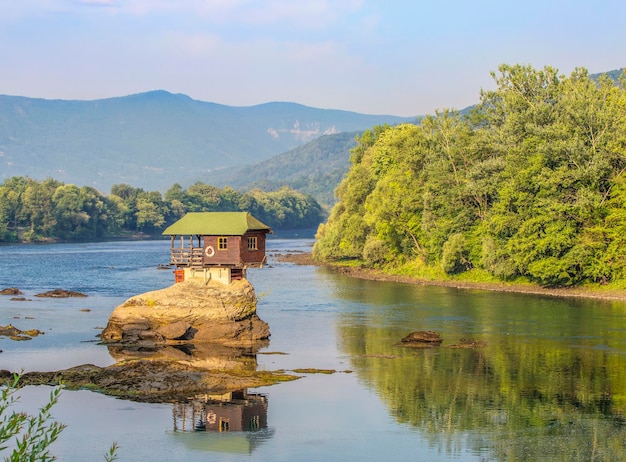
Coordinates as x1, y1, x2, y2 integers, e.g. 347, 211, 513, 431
276, 252, 626, 302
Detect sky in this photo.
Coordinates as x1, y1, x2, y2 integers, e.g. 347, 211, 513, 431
0, 0, 624, 117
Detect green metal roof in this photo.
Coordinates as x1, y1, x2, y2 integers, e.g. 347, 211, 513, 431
162, 212, 272, 236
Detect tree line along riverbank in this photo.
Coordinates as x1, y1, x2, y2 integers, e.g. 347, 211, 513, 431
0, 178, 325, 243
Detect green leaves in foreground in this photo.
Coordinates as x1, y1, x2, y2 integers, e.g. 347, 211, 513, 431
0, 375, 119, 461
0, 375, 65, 461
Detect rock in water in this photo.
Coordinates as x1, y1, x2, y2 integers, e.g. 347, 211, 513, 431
101, 278, 269, 347
0, 288, 23, 295
35, 288, 87, 298
399, 330, 443, 348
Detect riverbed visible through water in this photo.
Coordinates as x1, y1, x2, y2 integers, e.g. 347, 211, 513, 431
1, 237, 626, 461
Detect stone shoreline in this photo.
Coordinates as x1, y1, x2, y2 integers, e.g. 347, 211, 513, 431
276, 252, 626, 302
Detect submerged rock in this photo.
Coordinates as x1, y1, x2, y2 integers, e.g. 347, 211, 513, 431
398, 330, 443, 348
101, 278, 270, 347
446, 338, 487, 349
35, 288, 87, 298
0, 324, 45, 341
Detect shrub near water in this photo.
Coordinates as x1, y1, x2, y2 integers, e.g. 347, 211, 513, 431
0, 375, 119, 461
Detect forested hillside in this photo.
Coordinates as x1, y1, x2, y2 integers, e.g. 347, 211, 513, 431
0, 178, 324, 243
205, 131, 360, 208
313, 65, 626, 288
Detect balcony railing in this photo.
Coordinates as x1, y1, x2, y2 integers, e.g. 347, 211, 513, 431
170, 247, 204, 267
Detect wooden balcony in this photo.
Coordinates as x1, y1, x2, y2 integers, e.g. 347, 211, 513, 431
170, 247, 204, 268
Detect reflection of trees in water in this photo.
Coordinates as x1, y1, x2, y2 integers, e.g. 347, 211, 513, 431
339, 320, 626, 460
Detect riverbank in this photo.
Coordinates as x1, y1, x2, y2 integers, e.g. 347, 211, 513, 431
277, 252, 626, 302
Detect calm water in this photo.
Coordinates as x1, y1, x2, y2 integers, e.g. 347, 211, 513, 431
1, 238, 626, 461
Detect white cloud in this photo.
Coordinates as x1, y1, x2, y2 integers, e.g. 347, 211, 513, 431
75, 0, 364, 28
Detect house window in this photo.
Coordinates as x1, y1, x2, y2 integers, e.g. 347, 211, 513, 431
218, 237, 228, 250
247, 236, 258, 250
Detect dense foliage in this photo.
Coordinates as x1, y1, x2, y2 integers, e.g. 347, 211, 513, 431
313, 65, 626, 287
0, 178, 324, 242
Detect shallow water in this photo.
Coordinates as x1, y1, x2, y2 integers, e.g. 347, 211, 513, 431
1, 238, 626, 461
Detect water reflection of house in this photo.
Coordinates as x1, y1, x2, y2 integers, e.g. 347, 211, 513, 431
173, 390, 268, 433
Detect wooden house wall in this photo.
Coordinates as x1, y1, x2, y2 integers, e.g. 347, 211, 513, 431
240, 231, 267, 265
203, 235, 241, 265
202, 231, 267, 267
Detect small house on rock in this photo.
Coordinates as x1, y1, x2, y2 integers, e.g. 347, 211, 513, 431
163, 212, 272, 285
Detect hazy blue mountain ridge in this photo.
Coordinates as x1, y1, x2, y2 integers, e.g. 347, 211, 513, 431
0, 90, 414, 192
203, 131, 360, 208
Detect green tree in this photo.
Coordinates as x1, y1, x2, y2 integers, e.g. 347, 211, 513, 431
603, 173, 626, 283
110, 183, 144, 230
186, 182, 221, 211
314, 126, 392, 261
0, 177, 28, 241
484, 66, 625, 284
363, 124, 428, 262
20, 178, 60, 240
135, 191, 167, 232
53, 184, 87, 239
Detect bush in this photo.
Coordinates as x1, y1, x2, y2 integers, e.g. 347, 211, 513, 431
1, 374, 65, 461
362, 237, 389, 266
441, 233, 471, 274
0, 374, 118, 461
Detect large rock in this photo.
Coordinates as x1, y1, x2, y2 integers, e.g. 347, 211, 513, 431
101, 278, 269, 347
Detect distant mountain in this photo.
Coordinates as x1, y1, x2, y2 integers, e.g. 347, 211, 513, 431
0, 90, 415, 193
204, 131, 360, 208
591, 68, 624, 85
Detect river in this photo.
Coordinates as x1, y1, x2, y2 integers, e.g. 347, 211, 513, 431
1, 238, 625, 461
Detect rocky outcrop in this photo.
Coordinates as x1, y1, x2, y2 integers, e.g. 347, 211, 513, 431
0, 288, 23, 295
101, 278, 269, 347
